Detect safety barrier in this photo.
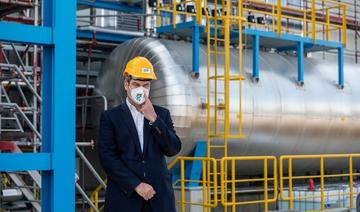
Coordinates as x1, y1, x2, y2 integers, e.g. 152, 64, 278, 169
90, 154, 360, 211
220, 156, 277, 212
175, 157, 218, 212
280, 154, 360, 211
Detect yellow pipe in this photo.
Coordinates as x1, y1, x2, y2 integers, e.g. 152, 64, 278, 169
342, 4, 347, 47
349, 156, 354, 208
279, 156, 284, 200
277, 0, 282, 37
220, 158, 225, 206
202, 160, 207, 212
206, 160, 211, 212
263, 158, 268, 212
231, 159, 236, 211
273, 157, 278, 203
196, 0, 201, 24
326, 8, 330, 41
303, 11, 307, 37
156, 0, 160, 27
180, 159, 185, 212
212, 158, 218, 207
272, 6, 275, 32
288, 158, 293, 210
320, 157, 325, 211
311, 0, 316, 41
172, 1, 176, 29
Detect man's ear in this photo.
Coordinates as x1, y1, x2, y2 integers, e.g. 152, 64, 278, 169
124, 80, 129, 91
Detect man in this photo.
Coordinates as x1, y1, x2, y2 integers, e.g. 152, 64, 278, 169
97, 56, 181, 212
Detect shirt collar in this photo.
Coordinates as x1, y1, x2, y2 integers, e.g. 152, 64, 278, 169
126, 97, 141, 114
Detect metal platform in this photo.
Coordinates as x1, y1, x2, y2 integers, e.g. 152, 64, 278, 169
157, 20, 343, 52
157, 20, 345, 87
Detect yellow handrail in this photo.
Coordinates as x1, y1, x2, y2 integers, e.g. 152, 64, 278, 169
156, 0, 347, 45
220, 156, 277, 212
279, 154, 360, 211
177, 157, 218, 212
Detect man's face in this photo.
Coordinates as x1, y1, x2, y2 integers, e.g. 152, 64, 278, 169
124, 79, 151, 100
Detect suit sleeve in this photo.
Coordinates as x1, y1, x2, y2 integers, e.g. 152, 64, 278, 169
150, 109, 182, 157
97, 111, 141, 196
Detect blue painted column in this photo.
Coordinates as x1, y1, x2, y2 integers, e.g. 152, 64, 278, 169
252, 34, 260, 81
338, 47, 344, 89
42, 0, 76, 211
169, 141, 207, 187
297, 41, 304, 85
192, 25, 200, 77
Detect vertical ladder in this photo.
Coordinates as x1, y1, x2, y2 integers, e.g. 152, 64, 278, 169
205, 0, 245, 211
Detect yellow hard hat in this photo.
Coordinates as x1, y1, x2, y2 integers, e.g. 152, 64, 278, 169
123, 56, 157, 80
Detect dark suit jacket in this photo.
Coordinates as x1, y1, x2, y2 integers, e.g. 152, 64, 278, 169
97, 103, 181, 212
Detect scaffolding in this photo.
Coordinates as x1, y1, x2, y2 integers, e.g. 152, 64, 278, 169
0, 1, 42, 210
0, 0, 76, 211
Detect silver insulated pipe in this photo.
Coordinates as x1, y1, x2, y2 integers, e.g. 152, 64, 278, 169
95, 38, 360, 174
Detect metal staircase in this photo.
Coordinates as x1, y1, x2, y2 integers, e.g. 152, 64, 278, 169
0, 84, 24, 134
0, 141, 41, 211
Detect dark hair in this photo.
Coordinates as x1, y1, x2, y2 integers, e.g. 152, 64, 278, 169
124, 75, 132, 83
124, 75, 152, 82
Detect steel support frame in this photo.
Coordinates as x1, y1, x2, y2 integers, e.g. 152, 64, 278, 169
338, 46, 344, 89
252, 34, 260, 81
0, 0, 76, 211
192, 24, 200, 76
297, 41, 304, 85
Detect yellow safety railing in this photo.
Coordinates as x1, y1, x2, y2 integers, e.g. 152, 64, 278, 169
242, 0, 346, 45
155, 0, 347, 46
220, 156, 277, 212
280, 154, 360, 211
176, 157, 218, 212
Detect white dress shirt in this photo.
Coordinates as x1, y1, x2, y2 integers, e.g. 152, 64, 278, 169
126, 98, 144, 152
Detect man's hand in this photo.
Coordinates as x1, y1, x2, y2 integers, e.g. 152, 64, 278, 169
140, 97, 157, 123
135, 182, 156, 200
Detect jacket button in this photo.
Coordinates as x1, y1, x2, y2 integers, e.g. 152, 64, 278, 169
142, 160, 145, 164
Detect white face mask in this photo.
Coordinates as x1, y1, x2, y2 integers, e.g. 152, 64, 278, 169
130, 86, 150, 105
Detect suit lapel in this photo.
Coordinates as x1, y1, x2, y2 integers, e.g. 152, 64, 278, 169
119, 104, 142, 156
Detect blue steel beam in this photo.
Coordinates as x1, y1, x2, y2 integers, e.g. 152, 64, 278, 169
252, 34, 260, 80
77, 0, 143, 13
77, 29, 141, 43
192, 25, 200, 76
0, 22, 52, 45
297, 42, 304, 85
187, 141, 206, 187
42, 0, 76, 211
169, 141, 207, 186
338, 47, 344, 88
277, 43, 314, 52
243, 28, 343, 49
0, 153, 51, 171
156, 20, 205, 33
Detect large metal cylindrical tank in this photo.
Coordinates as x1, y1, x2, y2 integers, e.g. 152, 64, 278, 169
95, 38, 360, 174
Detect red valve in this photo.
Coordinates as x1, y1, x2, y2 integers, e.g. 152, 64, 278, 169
308, 179, 315, 191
